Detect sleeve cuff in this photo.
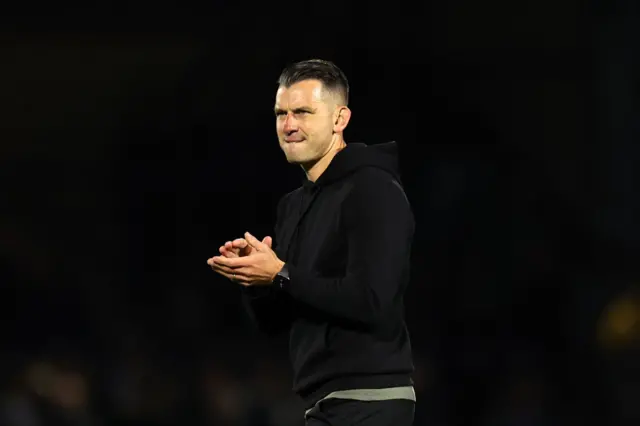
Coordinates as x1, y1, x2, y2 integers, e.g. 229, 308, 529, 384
279, 263, 299, 294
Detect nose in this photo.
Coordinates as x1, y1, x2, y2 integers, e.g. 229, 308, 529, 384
283, 113, 298, 134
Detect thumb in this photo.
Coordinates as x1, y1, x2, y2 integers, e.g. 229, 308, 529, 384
245, 232, 267, 251
262, 236, 273, 248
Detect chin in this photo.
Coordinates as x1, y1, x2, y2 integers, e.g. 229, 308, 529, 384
285, 155, 306, 165
282, 145, 320, 165
283, 150, 307, 164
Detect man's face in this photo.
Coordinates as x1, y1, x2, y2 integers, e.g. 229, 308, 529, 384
274, 79, 337, 165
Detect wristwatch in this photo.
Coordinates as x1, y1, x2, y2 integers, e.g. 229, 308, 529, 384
273, 263, 290, 290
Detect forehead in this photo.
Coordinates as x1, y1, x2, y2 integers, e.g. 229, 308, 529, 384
275, 80, 326, 108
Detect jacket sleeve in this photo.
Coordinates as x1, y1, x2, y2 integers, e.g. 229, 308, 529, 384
241, 286, 293, 335
282, 173, 414, 327
241, 195, 294, 335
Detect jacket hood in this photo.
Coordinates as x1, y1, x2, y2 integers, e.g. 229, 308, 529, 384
311, 142, 401, 188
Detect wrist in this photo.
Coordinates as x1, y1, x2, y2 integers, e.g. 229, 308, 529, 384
271, 260, 286, 281
271, 261, 290, 289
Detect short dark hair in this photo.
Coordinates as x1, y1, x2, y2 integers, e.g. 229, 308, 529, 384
277, 59, 349, 105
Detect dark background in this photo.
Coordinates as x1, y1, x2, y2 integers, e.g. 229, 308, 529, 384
1, 1, 639, 425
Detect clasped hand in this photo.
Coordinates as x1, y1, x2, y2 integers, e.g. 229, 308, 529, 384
207, 232, 285, 286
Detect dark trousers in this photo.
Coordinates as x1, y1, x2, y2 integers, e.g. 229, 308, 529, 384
305, 398, 415, 426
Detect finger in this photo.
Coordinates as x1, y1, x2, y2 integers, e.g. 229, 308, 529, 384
210, 263, 229, 275
211, 262, 240, 276
224, 240, 242, 256
232, 238, 248, 247
262, 236, 273, 248
220, 246, 238, 258
215, 268, 250, 285
245, 232, 267, 251
211, 264, 251, 285
212, 255, 249, 268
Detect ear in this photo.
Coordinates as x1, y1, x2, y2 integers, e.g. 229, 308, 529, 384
333, 106, 351, 133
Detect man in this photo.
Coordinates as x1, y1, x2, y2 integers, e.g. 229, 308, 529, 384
207, 59, 415, 425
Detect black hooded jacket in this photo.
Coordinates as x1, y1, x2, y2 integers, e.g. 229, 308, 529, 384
243, 141, 415, 407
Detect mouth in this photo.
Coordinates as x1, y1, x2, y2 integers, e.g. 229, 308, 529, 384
284, 138, 305, 143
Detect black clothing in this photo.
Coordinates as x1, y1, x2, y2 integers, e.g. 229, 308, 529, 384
305, 398, 415, 426
243, 142, 415, 407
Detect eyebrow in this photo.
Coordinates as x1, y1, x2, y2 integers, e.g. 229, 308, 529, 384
274, 106, 315, 115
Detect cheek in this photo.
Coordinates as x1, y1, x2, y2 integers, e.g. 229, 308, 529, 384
317, 121, 333, 136
305, 118, 332, 135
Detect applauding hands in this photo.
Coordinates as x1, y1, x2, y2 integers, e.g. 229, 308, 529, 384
207, 232, 285, 286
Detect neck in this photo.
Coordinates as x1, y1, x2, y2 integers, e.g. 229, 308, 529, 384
302, 137, 346, 182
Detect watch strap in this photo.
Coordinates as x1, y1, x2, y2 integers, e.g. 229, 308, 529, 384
274, 263, 290, 289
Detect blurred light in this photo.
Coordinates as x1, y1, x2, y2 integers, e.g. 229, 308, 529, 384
597, 291, 639, 350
